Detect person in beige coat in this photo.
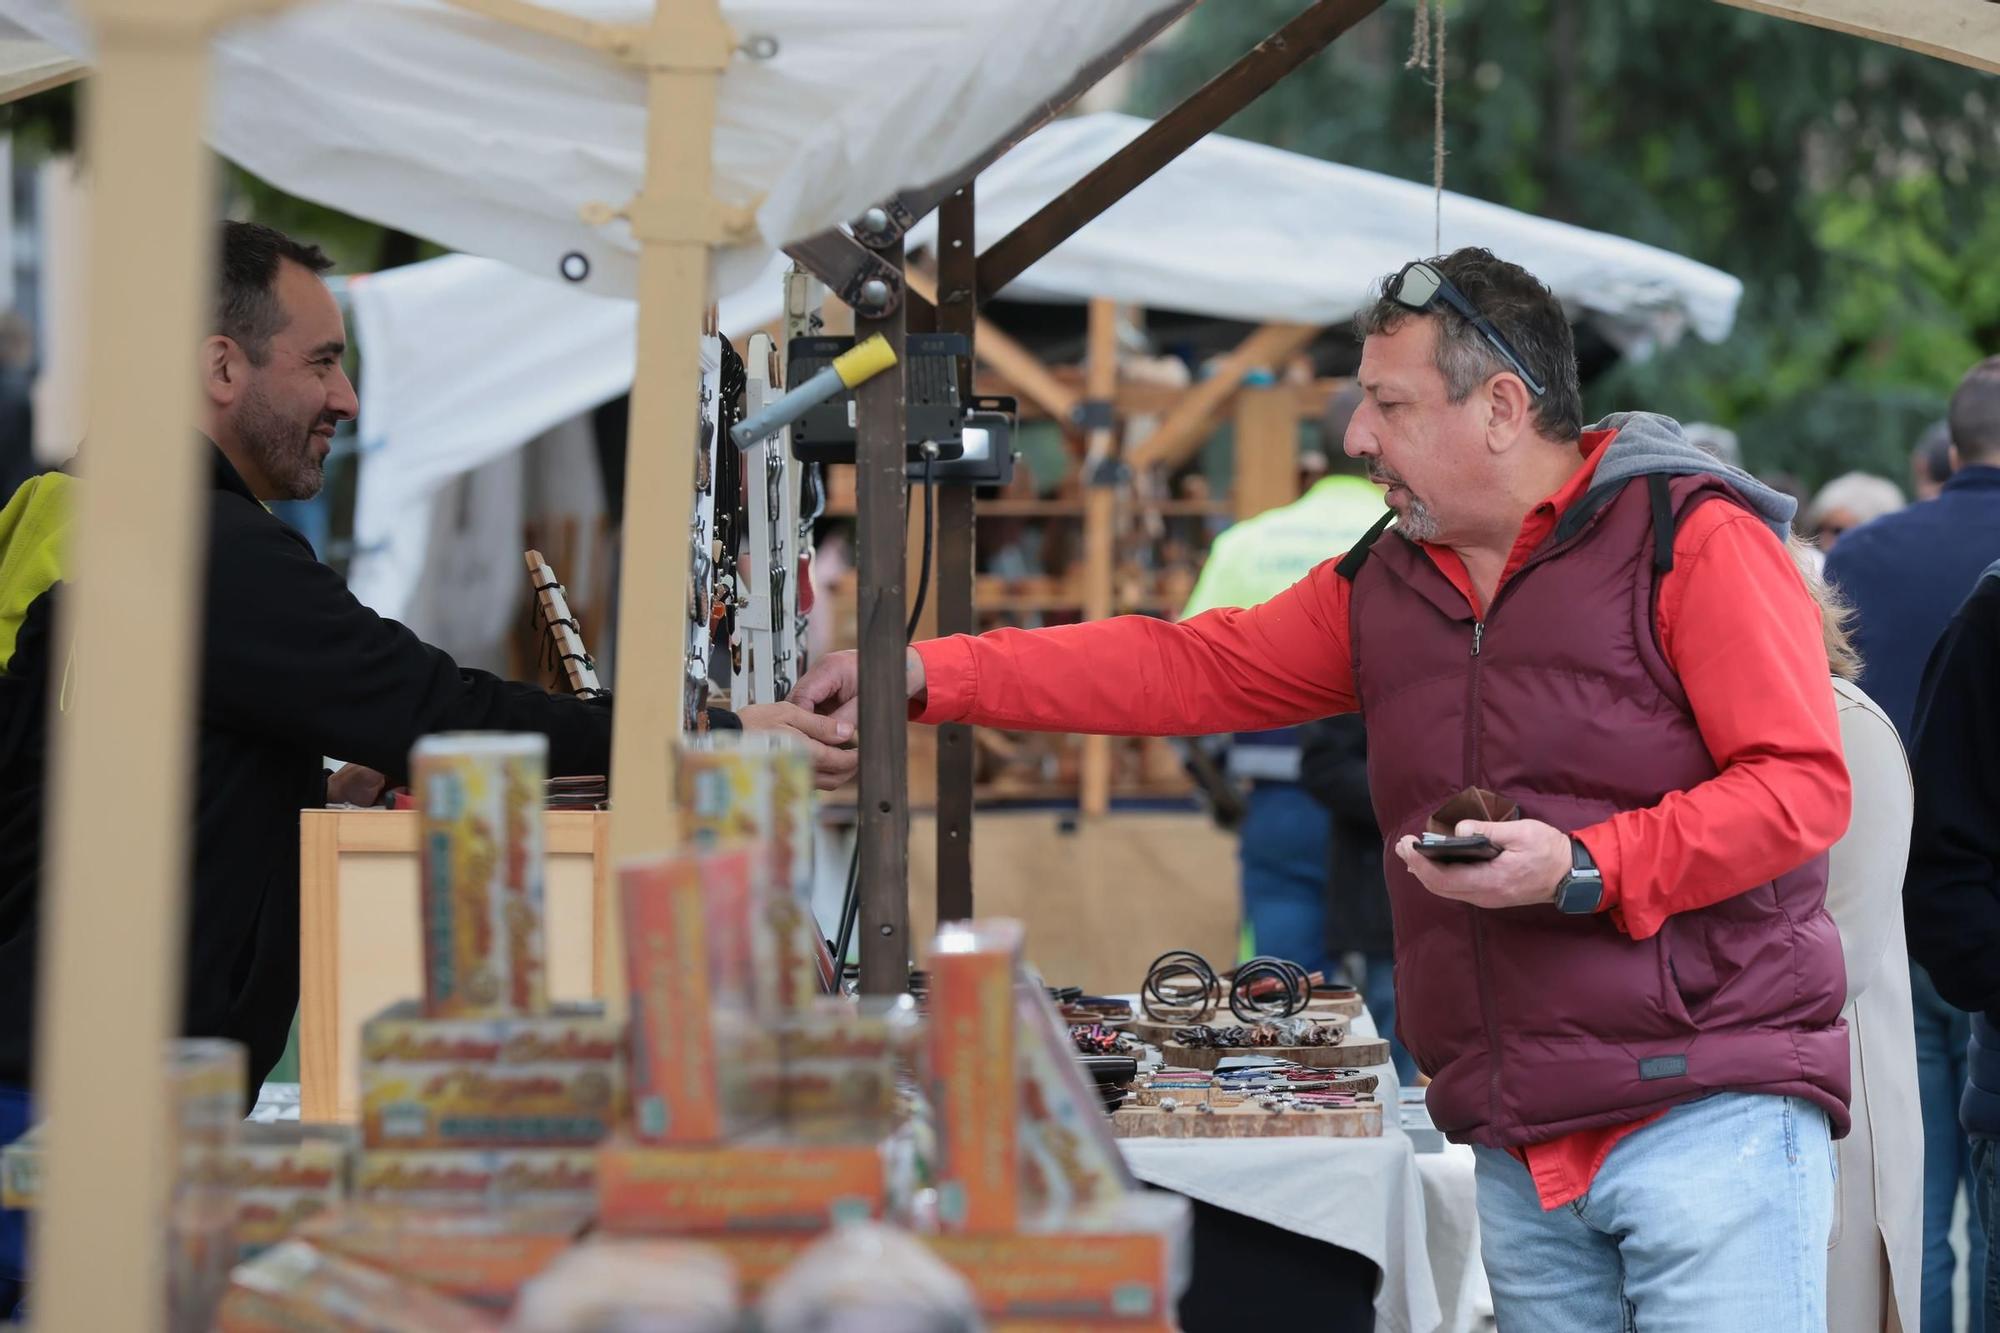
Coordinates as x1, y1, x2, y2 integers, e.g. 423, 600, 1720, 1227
1806, 543, 1924, 1330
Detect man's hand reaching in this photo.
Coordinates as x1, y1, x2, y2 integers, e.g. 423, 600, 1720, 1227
788, 648, 926, 731
736, 701, 859, 791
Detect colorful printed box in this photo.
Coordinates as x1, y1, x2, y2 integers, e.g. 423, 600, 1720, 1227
298, 1204, 588, 1311
216, 1239, 501, 1332
413, 732, 548, 1018
621, 850, 781, 1143
359, 1000, 622, 1149
927, 1231, 1175, 1322
777, 997, 911, 1143
353, 1148, 599, 1212
677, 732, 824, 1011
929, 919, 1025, 1232
223, 1124, 356, 1258
597, 1137, 887, 1234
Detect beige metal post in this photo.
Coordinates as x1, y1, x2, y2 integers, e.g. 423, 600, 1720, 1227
35, 3, 237, 1328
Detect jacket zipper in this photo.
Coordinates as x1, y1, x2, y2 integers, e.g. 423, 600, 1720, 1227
1465, 616, 1503, 1125
1460, 509, 1617, 1130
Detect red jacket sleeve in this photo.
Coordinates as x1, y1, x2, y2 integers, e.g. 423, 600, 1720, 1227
912, 558, 1359, 734
1573, 502, 1852, 939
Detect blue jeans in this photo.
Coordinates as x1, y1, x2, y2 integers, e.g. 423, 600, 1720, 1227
1237, 781, 1333, 978
1913, 962, 1988, 1333
1473, 1093, 1834, 1332
1976, 1137, 1999, 1331
0, 1084, 28, 1321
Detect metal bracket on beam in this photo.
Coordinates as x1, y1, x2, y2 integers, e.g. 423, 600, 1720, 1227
582, 194, 762, 248
1072, 399, 1117, 432
850, 198, 924, 251
785, 231, 908, 319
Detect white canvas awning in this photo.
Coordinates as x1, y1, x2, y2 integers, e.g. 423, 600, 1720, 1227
0, 0, 1192, 297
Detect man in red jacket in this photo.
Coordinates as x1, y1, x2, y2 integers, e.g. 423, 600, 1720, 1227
797, 248, 1852, 1327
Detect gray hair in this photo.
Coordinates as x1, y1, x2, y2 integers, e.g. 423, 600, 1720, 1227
1356, 247, 1583, 442
1805, 471, 1905, 534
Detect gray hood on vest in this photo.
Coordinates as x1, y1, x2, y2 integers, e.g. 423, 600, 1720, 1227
1580, 411, 1796, 539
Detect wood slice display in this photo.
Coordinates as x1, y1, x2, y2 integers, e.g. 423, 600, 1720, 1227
1158, 1037, 1390, 1072
1113, 1098, 1383, 1139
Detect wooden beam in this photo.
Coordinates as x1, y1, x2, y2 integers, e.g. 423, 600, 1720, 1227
976, 367, 1355, 423
933, 183, 977, 924
1079, 297, 1121, 818
907, 266, 1080, 429
1128, 323, 1321, 471
854, 241, 911, 995
38, 4, 220, 1329
1233, 380, 1302, 520
976, 0, 1387, 299
1713, 0, 1998, 75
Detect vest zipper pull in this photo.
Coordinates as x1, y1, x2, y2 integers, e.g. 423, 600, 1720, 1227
1472, 621, 1485, 657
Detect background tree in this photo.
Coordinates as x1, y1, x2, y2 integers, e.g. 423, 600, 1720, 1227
1132, 0, 2000, 487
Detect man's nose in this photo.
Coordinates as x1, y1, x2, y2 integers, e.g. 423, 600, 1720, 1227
329, 367, 359, 422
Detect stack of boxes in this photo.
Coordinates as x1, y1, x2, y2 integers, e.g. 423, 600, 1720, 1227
598, 733, 911, 1287
223, 733, 608, 1325
922, 924, 1191, 1331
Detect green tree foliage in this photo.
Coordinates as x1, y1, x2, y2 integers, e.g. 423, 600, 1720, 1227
1132, 0, 2000, 487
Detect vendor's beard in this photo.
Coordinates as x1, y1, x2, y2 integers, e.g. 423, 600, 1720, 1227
1368, 462, 1440, 542
236, 382, 326, 501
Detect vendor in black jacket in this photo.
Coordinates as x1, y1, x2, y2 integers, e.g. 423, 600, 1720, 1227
0, 222, 854, 1107
1904, 557, 2000, 1329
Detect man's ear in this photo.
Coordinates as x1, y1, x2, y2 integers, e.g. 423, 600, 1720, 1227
201, 335, 241, 408
1483, 371, 1536, 455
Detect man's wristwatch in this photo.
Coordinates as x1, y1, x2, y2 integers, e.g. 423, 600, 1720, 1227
1554, 837, 1604, 914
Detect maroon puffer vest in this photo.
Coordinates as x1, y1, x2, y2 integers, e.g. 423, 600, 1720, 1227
1349, 472, 1849, 1148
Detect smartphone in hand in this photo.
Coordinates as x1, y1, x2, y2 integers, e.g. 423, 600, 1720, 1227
1415, 832, 1502, 863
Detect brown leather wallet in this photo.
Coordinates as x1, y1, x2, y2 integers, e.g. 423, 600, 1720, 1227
1427, 786, 1520, 834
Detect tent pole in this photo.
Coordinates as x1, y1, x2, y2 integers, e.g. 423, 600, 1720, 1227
603, 0, 733, 942
36, 4, 237, 1328
1078, 297, 1122, 818
854, 237, 911, 994
932, 184, 977, 921
976, 0, 1386, 301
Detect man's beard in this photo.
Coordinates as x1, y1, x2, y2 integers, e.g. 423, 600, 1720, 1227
237, 382, 327, 501
1368, 461, 1440, 542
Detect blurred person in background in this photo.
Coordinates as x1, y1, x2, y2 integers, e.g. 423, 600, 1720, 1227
1827, 355, 2000, 1333
1177, 383, 1386, 978
1911, 420, 1955, 503
1808, 470, 1906, 548
1798, 539, 1922, 1333
1298, 713, 1416, 1082
1680, 421, 1742, 470
0, 315, 36, 503
1903, 555, 2000, 1333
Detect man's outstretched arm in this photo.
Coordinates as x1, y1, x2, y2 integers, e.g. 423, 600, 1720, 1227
793, 558, 1359, 737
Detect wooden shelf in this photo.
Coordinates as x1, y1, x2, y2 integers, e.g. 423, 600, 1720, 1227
972, 780, 1194, 803
819, 499, 1230, 520
975, 596, 1177, 615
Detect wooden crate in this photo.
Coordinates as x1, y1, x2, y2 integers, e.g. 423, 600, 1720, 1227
298, 809, 610, 1123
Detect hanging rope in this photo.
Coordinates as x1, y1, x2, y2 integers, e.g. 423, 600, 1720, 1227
1405, 0, 1448, 253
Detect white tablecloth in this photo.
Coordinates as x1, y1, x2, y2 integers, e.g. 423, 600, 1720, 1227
1115, 1014, 1489, 1333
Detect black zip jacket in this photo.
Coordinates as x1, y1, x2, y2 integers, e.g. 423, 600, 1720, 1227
0, 448, 614, 1091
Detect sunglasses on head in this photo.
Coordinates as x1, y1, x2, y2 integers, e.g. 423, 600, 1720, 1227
1386, 260, 1547, 398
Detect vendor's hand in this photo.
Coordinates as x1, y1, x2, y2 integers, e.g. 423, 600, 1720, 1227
327, 763, 388, 808
736, 701, 859, 791
1394, 817, 1573, 911
788, 648, 926, 730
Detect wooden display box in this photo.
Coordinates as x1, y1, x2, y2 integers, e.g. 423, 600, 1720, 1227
298, 809, 610, 1123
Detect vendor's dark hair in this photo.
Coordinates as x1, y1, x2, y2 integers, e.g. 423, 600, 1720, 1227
215, 220, 333, 366
1357, 247, 1583, 442
1949, 356, 2000, 463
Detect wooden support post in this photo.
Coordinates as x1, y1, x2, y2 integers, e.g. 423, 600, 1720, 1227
855, 238, 911, 993
1233, 379, 1303, 520
36, 5, 221, 1329
604, 2, 731, 907
1079, 297, 1121, 818
933, 183, 977, 922
1128, 323, 1321, 472
976, 0, 1386, 299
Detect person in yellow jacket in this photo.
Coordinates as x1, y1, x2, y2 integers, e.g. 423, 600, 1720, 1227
1179, 385, 1387, 986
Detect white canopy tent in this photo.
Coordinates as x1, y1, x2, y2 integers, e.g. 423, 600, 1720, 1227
345, 110, 1742, 630
0, 0, 1191, 296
